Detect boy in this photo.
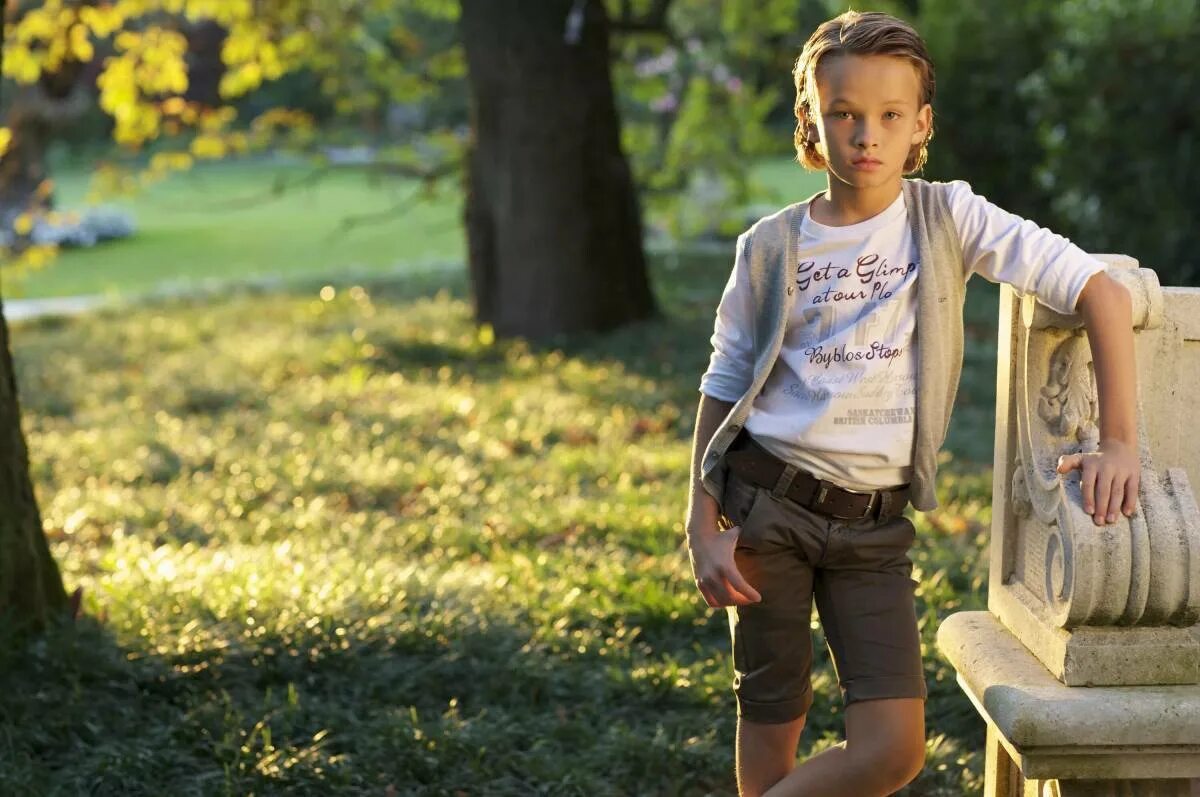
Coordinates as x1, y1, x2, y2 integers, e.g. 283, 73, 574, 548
685, 10, 1140, 797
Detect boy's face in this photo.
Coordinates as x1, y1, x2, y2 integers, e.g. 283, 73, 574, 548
808, 53, 932, 192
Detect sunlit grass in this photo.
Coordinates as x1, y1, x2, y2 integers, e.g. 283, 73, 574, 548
13, 160, 465, 300
5, 254, 994, 795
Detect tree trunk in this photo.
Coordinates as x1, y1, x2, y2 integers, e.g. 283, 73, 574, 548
0, 299, 68, 627
460, 0, 658, 340
0, 9, 70, 629
183, 20, 228, 107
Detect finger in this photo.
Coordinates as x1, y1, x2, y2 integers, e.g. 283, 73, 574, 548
1080, 463, 1098, 517
720, 578, 756, 606
721, 565, 761, 604
1057, 453, 1082, 473
719, 527, 761, 604
1123, 475, 1140, 516
1094, 469, 1112, 525
695, 577, 719, 608
702, 574, 735, 608
1106, 477, 1125, 524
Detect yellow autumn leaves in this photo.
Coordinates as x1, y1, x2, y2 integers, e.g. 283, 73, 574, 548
3, 2, 108, 81
2, 0, 315, 150
220, 21, 314, 100
94, 28, 188, 146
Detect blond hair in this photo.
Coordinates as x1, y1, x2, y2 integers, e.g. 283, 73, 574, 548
792, 11, 936, 173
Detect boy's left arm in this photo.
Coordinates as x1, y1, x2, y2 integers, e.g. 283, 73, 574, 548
1055, 271, 1141, 526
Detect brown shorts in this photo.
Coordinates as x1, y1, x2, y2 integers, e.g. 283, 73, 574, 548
719, 447, 927, 725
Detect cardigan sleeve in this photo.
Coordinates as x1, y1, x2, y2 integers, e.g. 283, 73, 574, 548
698, 231, 755, 401
944, 179, 1106, 314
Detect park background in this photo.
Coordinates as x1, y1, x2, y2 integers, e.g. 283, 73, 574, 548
0, 1, 1196, 795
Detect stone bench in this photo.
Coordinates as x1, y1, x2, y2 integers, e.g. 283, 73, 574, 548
937, 256, 1200, 797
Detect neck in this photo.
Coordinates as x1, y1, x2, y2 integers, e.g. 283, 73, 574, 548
812, 178, 903, 226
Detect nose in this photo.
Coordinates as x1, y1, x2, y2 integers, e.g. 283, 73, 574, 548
853, 118, 879, 149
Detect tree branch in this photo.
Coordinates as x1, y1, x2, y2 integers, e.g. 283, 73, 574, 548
329, 158, 461, 236
146, 155, 460, 216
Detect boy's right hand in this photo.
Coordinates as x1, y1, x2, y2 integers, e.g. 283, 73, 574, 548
685, 521, 762, 608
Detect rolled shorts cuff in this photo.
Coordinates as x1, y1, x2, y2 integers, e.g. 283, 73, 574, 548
843, 675, 928, 706
735, 688, 814, 725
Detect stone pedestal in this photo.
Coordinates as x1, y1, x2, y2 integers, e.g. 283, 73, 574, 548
936, 257, 1200, 795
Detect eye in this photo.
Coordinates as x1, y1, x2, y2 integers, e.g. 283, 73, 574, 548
833, 111, 853, 120
885, 111, 902, 120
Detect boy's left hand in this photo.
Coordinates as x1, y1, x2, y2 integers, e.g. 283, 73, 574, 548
1056, 439, 1140, 526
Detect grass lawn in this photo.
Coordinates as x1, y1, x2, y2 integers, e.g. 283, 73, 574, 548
12, 156, 832, 301
2, 250, 995, 795
13, 159, 466, 300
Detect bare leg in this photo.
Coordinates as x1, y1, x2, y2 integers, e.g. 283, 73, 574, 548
762, 697, 925, 797
736, 714, 807, 797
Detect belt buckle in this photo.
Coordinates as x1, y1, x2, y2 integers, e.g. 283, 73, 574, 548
861, 489, 882, 520
821, 482, 881, 520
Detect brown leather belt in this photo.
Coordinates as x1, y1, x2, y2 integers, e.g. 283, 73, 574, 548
724, 432, 910, 522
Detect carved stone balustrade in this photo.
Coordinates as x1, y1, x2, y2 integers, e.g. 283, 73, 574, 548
936, 256, 1200, 796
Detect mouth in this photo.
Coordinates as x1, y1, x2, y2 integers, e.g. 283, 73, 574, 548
850, 158, 882, 169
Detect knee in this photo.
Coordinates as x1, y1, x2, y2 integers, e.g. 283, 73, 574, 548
866, 737, 925, 792
845, 697, 926, 792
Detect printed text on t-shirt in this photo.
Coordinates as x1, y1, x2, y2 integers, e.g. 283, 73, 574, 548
805, 341, 903, 368
796, 254, 916, 305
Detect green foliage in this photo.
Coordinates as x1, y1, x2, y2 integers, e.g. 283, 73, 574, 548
919, 0, 1060, 219
922, 0, 1199, 285
4, 257, 996, 794
610, 0, 833, 240
1022, 0, 1199, 284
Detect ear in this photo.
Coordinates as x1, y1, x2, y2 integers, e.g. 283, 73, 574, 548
808, 122, 821, 144
911, 103, 932, 145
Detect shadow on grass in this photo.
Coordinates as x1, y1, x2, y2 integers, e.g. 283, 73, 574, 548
0, 589, 742, 796
0, 571, 991, 797
0, 571, 986, 796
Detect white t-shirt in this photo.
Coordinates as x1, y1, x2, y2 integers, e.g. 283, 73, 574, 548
699, 180, 1107, 490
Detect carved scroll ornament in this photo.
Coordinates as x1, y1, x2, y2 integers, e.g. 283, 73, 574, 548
1009, 266, 1200, 629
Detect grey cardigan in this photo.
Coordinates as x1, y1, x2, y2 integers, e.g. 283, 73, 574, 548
699, 178, 967, 513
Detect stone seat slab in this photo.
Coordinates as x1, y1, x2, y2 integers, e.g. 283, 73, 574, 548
938, 611, 1200, 780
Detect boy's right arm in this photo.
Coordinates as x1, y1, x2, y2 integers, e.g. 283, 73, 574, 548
685, 393, 761, 608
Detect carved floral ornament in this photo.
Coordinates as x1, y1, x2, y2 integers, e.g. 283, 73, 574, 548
1037, 335, 1098, 444
1008, 266, 1199, 629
